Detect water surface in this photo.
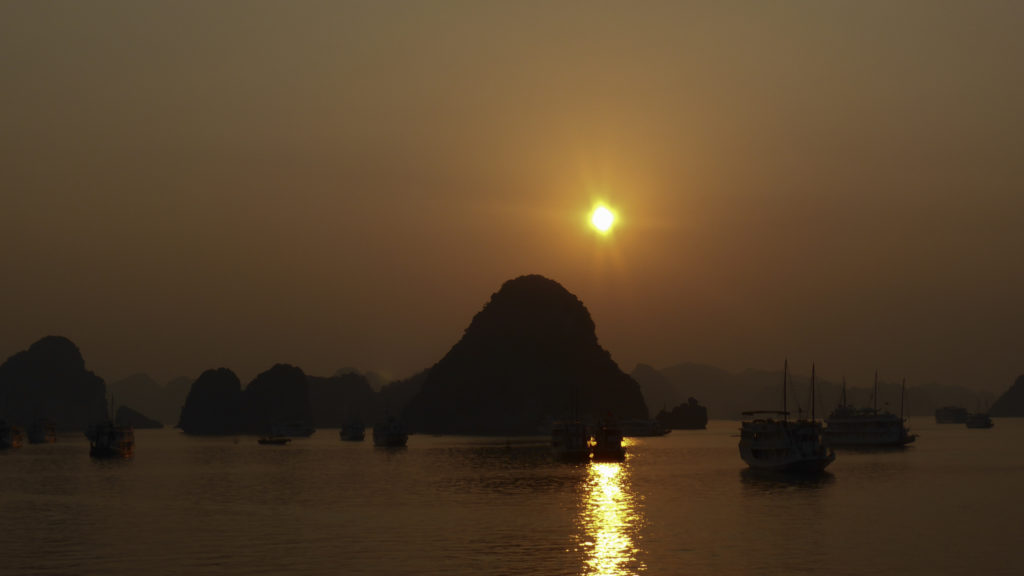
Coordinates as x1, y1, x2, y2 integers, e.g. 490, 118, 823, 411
2, 419, 1018, 575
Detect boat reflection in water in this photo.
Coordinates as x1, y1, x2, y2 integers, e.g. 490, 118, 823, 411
576, 460, 645, 576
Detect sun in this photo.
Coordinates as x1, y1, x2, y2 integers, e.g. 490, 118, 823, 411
590, 205, 615, 234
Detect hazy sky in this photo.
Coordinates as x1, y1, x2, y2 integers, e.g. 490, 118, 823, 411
2, 1, 1021, 391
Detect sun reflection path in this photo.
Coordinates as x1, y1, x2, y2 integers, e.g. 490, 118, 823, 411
577, 461, 645, 576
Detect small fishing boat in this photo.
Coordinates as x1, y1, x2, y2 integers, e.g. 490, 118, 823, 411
1, 420, 25, 450
589, 420, 626, 462
28, 418, 57, 444
339, 421, 366, 441
551, 419, 626, 462
373, 417, 408, 447
86, 419, 134, 458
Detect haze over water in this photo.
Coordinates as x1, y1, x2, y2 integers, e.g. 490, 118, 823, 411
3, 420, 1019, 575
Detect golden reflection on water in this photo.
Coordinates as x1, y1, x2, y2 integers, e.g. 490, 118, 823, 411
577, 461, 645, 575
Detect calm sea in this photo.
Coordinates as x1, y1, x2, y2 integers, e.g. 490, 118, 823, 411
1, 419, 1019, 575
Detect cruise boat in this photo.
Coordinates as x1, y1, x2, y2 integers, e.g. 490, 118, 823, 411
1, 420, 25, 450
373, 417, 408, 447
551, 419, 626, 462
86, 419, 135, 458
823, 373, 916, 447
934, 406, 968, 424
551, 420, 591, 461
28, 418, 57, 444
738, 362, 834, 473
965, 413, 994, 429
339, 421, 366, 441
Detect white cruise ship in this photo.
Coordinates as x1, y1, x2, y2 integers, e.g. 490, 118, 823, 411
738, 362, 834, 473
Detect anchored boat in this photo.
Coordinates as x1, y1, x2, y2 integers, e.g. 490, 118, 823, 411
739, 361, 834, 473
823, 373, 916, 447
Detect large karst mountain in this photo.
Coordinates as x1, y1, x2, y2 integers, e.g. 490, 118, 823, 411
0, 336, 107, 431
403, 274, 648, 434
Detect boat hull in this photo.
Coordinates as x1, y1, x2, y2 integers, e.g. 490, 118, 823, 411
258, 437, 291, 445
739, 417, 834, 474
373, 420, 408, 447
340, 426, 366, 441
823, 433, 916, 447
741, 453, 835, 474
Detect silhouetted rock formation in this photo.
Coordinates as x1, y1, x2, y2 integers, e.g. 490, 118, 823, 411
0, 336, 107, 431
990, 375, 1024, 417
178, 368, 242, 435
307, 372, 377, 428
116, 406, 163, 429
240, 364, 313, 435
108, 373, 190, 426
403, 275, 648, 435
656, 397, 708, 429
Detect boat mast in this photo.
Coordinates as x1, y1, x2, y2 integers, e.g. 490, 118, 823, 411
783, 358, 788, 422
840, 376, 846, 407
811, 363, 816, 421
900, 377, 906, 420
873, 370, 878, 414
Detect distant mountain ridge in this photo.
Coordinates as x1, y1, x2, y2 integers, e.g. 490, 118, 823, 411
632, 362, 998, 419
108, 373, 190, 426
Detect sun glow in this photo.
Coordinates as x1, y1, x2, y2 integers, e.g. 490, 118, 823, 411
590, 205, 615, 234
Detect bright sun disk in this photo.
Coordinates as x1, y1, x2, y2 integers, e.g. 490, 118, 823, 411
591, 206, 615, 233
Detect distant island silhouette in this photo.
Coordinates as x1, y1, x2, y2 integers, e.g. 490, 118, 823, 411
179, 364, 315, 436
6, 277, 1023, 438
402, 274, 648, 435
656, 397, 708, 429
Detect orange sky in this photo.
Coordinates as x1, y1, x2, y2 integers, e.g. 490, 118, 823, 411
2, 2, 1021, 391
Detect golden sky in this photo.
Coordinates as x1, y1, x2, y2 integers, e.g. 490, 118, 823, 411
2, 1, 1021, 390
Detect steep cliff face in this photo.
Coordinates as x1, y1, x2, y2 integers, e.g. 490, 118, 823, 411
0, 336, 107, 431
403, 275, 648, 434
178, 368, 242, 435
990, 375, 1024, 417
